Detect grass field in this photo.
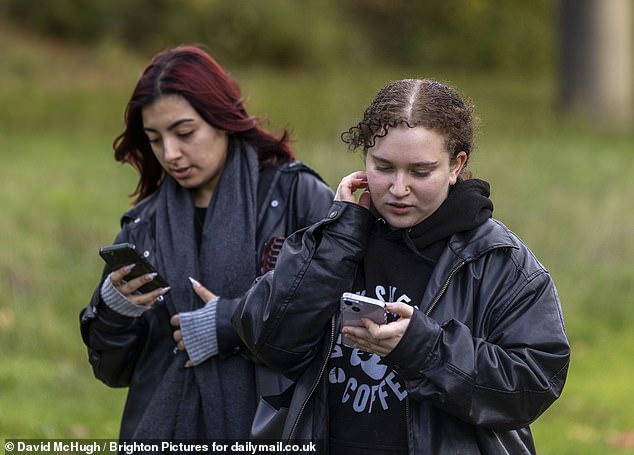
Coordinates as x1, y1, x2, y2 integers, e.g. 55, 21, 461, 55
1, 25, 634, 454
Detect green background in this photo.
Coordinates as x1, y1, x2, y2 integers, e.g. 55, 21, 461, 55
1, 2, 633, 453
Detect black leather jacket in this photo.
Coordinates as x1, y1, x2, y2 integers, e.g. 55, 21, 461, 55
235, 201, 570, 454
80, 161, 333, 438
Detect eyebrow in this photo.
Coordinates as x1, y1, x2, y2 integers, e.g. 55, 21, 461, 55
372, 155, 439, 168
143, 118, 195, 133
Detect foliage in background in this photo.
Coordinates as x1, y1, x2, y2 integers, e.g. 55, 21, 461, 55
0, 0, 553, 72
1, 7, 634, 454
343, 0, 555, 71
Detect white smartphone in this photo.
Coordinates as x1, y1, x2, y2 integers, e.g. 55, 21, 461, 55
340, 292, 387, 348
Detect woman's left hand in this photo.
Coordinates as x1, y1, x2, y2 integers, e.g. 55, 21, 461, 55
342, 301, 414, 357
170, 278, 218, 366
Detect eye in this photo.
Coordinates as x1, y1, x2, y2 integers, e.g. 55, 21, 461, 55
375, 165, 393, 173
147, 136, 161, 145
177, 130, 194, 139
412, 170, 430, 178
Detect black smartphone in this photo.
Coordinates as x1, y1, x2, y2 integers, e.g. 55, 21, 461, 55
340, 292, 387, 348
99, 243, 169, 294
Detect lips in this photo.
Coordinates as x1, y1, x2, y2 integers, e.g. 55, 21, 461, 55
171, 166, 193, 179
386, 202, 413, 215
388, 202, 412, 208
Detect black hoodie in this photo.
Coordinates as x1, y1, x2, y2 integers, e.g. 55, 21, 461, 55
328, 178, 493, 455
359, 178, 494, 306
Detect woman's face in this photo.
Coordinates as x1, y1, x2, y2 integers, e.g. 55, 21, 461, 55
142, 94, 229, 207
365, 125, 466, 229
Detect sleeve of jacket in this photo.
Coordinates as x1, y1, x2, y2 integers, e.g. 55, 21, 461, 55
79, 231, 148, 388
215, 166, 334, 357
234, 201, 372, 379
383, 248, 570, 431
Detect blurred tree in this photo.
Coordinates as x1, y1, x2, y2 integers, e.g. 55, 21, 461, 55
559, 0, 632, 127
0, 0, 556, 73
341, 0, 554, 72
0, 0, 112, 40
0, 0, 357, 69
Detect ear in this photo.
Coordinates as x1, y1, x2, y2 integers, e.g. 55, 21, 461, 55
449, 151, 468, 185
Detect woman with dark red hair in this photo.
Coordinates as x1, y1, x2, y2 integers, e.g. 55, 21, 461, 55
80, 45, 333, 440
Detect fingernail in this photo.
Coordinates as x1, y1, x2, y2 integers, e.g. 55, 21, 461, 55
146, 272, 158, 281
161, 287, 171, 294
188, 276, 201, 287
124, 263, 136, 271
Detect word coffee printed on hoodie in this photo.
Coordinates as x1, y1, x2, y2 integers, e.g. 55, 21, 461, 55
329, 286, 411, 414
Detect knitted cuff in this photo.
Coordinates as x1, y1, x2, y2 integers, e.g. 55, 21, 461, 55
100, 275, 149, 318
179, 297, 220, 366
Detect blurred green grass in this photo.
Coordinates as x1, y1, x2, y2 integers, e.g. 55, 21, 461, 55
1, 25, 634, 454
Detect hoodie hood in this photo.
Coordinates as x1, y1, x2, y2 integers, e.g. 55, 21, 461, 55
371, 178, 493, 257
407, 178, 493, 249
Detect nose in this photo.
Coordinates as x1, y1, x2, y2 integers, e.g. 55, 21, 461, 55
389, 172, 410, 197
162, 137, 182, 162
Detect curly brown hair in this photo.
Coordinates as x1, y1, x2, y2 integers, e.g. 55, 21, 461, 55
341, 79, 476, 179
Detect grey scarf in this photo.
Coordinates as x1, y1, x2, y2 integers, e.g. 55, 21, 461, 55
132, 138, 258, 439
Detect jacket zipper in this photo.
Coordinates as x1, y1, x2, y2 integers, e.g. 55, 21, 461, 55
403, 260, 464, 453
288, 315, 337, 440
287, 263, 465, 444
424, 260, 465, 316
405, 396, 412, 451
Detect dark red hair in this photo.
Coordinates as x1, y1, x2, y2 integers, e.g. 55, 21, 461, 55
114, 45, 295, 204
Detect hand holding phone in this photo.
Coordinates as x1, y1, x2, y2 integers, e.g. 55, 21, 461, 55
99, 243, 169, 294
340, 292, 387, 348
